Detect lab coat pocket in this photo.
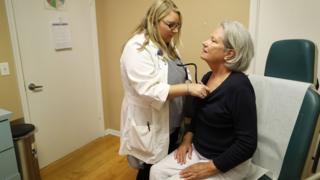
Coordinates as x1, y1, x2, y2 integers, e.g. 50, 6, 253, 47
129, 123, 155, 154
128, 105, 155, 153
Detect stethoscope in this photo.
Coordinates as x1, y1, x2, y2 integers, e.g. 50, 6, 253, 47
157, 49, 199, 114
177, 63, 198, 83
157, 49, 198, 83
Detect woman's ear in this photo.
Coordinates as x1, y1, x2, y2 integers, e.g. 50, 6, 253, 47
224, 49, 236, 60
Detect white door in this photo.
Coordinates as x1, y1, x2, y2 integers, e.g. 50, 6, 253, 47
6, 0, 104, 167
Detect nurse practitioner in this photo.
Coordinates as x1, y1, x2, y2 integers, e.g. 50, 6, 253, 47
119, 0, 209, 179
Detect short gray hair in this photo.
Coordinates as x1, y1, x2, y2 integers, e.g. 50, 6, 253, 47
220, 20, 254, 72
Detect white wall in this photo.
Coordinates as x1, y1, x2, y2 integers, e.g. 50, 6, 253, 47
249, 0, 320, 82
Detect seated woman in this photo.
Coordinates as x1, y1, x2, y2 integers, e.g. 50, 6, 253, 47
149, 20, 257, 180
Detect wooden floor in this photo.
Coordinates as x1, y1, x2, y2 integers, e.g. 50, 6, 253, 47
40, 135, 137, 180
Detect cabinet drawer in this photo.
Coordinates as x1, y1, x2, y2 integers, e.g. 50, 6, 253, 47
0, 148, 20, 180
0, 120, 14, 152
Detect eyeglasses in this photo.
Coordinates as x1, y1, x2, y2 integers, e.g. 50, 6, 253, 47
162, 20, 181, 30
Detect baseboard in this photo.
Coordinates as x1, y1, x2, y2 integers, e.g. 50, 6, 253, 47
105, 128, 120, 137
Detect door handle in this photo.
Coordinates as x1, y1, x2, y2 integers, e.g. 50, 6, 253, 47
28, 83, 43, 91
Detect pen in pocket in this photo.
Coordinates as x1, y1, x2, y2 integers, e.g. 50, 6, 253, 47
147, 121, 150, 132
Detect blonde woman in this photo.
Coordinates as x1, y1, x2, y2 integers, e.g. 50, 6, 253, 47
119, 0, 209, 179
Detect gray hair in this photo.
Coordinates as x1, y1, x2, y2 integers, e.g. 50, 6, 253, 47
220, 20, 254, 72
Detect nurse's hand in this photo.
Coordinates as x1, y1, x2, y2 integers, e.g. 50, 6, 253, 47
188, 83, 210, 99
168, 83, 209, 100
179, 161, 218, 180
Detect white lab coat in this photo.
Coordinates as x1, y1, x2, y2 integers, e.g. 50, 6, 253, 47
119, 33, 171, 164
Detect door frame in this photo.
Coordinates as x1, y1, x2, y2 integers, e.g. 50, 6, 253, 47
248, 0, 259, 74
5, 0, 105, 128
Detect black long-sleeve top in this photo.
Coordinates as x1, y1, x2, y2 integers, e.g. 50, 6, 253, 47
189, 71, 257, 172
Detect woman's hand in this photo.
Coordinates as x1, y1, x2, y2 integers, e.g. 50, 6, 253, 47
179, 161, 218, 180
174, 141, 193, 165
174, 132, 193, 165
188, 83, 210, 99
